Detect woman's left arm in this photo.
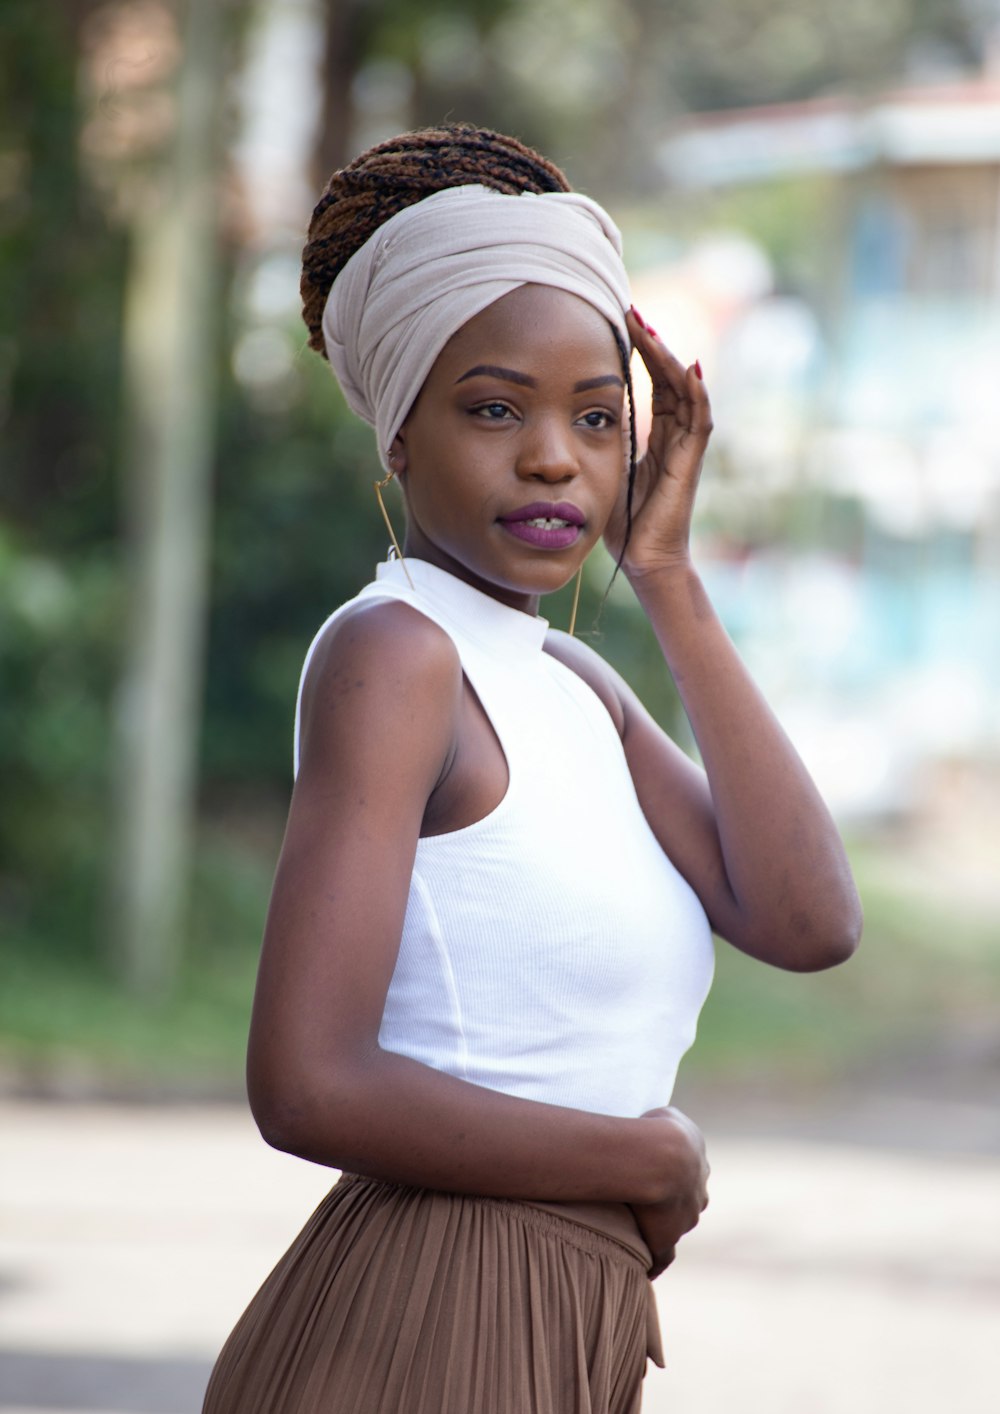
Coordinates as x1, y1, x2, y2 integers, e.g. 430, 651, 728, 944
602, 310, 862, 971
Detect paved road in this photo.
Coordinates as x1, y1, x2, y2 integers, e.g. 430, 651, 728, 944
1, 1099, 998, 1413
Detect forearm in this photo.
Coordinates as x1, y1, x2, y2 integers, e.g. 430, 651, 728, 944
630, 561, 862, 967
249, 1041, 685, 1205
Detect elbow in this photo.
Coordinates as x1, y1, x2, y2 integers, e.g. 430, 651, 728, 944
832, 907, 864, 967
734, 894, 863, 973
779, 897, 864, 973
789, 924, 861, 972
247, 1063, 342, 1163
817, 884, 865, 970
246, 1049, 376, 1167
248, 1084, 315, 1158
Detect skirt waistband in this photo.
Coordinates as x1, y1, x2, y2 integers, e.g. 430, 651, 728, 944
337, 1173, 651, 1270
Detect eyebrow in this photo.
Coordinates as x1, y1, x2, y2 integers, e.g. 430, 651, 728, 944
455, 364, 624, 393
574, 374, 625, 392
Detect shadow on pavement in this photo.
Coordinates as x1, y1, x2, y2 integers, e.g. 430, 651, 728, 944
0, 1347, 212, 1413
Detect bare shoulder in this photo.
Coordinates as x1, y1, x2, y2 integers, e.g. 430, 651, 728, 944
298, 597, 463, 780
303, 597, 461, 703
543, 628, 626, 738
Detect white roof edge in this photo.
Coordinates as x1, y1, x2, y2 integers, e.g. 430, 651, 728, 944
659, 90, 1000, 186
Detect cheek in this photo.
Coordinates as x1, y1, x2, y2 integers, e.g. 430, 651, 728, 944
602, 445, 629, 502
401, 459, 464, 529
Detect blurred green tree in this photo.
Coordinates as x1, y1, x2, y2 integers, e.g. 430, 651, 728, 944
0, 1, 125, 965
311, 0, 522, 181
110, 0, 229, 997
0, 0, 988, 1019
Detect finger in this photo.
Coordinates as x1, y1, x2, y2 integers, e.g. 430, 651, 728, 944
651, 357, 710, 425
627, 312, 712, 476
650, 1247, 676, 1279
685, 362, 713, 438
627, 308, 692, 401
647, 364, 712, 469
629, 311, 710, 423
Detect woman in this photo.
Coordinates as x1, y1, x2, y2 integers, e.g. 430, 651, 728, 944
203, 124, 861, 1414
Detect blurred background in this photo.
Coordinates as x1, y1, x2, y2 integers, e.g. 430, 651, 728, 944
2, 0, 998, 1104
1, 2, 999, 1409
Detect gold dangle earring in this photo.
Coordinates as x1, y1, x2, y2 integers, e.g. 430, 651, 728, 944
567, 564, 583, 638
374, 456, 414, 590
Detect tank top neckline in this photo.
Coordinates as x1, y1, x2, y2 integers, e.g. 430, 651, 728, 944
375, 556, 550, 659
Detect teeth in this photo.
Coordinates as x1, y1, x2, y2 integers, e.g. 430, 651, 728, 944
525, 517, 571, 528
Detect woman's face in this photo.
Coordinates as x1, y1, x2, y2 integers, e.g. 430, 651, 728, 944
392, 284, 626, 614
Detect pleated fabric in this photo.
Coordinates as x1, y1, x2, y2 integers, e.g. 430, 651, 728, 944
202, 1174, 664, 1414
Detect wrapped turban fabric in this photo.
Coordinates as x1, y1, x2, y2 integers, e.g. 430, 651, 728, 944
321, 184, 632, 471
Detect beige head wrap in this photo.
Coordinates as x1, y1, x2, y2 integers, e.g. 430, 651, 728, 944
321, 183, 631, 471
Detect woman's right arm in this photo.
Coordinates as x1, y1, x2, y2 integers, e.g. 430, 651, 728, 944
246, 598, 706, 1211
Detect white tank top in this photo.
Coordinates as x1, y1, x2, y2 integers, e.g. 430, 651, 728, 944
294, 557, 714, 1118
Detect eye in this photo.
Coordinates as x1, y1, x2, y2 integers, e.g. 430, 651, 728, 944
471, 401, 517, 422
578, 409, 617, 430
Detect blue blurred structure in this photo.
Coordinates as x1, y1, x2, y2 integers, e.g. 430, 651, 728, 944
649, 71, 1000, 824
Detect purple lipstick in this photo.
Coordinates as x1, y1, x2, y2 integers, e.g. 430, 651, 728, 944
498, 501, 585, 550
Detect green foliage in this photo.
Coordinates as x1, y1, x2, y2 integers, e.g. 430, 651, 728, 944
0, 529, 122, 956
691, 831, 1000, 1086
432, 0, 982, 197
0, 0, 990, 1014
0, 3, 126, 541
204, 336, 391, 784
3, 830, 997, 1095
0, 819, 268, 1091
0, 2, 127, 960
641, 0, 979, 113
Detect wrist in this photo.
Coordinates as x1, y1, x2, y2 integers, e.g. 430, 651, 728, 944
631, 1107, 708, 1206
624, 555, 701, 606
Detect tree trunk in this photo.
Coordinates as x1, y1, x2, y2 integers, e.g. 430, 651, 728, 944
312, 0, 369, 186
111, 0, 224, 997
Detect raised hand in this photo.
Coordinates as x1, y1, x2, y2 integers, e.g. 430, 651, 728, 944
603, 307, 713, 578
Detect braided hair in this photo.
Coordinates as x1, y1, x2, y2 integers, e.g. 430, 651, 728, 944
301, 122, 637, 575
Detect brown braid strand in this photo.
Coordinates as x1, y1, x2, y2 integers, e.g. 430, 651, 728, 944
300, 124, 572, 357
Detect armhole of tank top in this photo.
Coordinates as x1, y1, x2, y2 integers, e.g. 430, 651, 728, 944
418, 650, 515, 845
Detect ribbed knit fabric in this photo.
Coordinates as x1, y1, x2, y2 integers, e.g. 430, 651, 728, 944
294, 556, 715, 1118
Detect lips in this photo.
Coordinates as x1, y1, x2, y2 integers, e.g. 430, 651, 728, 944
498, 501, 585, 550
501, 501, 585, 527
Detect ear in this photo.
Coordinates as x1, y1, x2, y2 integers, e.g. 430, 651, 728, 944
388, 432, 407, 476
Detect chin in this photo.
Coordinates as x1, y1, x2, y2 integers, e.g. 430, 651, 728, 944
502, 564, 578, 597
501, 549, 587, 590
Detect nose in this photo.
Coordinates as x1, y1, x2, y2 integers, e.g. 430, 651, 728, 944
515, 416, 579, 483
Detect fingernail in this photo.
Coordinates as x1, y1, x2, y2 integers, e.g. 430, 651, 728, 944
630, 304, 647, 330
694, 359, 703, 380
647, 322, 659, 339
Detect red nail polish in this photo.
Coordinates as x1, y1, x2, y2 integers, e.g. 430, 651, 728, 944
647, 323, 659, 339
630, 304, 647, 330
694, 359, 703, 380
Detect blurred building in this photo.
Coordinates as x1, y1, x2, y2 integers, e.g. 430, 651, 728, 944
652, 73, 1000, 820
659, 73, 1000, 526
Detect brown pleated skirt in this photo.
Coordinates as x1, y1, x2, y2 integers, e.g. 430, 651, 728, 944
203, 1173, 664, 1414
